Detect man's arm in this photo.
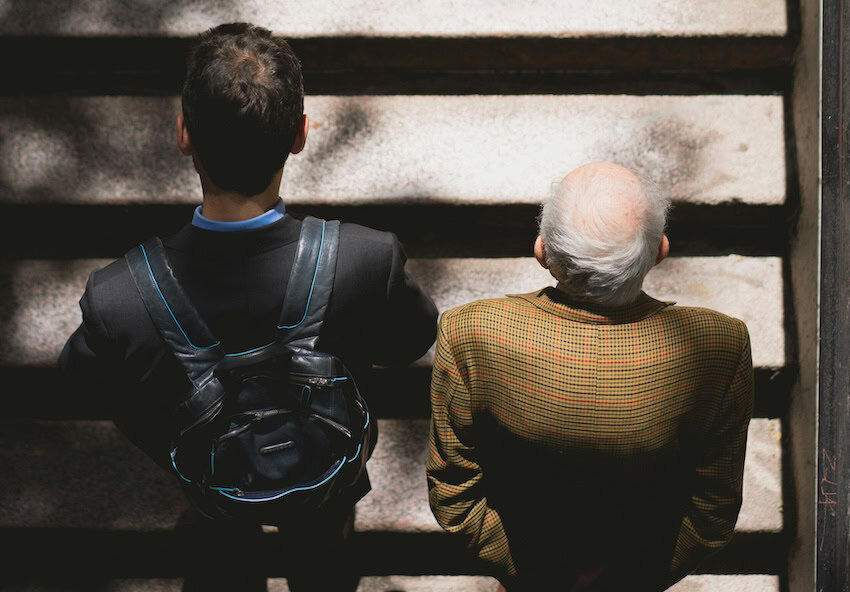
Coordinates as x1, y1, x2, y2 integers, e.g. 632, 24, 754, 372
426, 312, 517, 580
371, 233, 438, 366
668, 323, 755, 585
59, 271, 117, 402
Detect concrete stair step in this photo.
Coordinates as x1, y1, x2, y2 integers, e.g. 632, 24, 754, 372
405, 255, 786, 368
0, 95, 784, 207
670, 575, 781, 592
0, 2, 793, 85
0, 418, 782, 534
0, 255, 785, 369
0, 575, 782, 591
0, 1, 787, 38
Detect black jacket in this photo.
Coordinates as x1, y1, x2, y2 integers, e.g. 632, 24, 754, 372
59, 213, 438, 500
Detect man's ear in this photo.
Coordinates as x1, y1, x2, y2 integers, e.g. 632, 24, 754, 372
291, 114, 309, 155
176, 112, 193, 156
534, 235, 549, 269
655, 234, 670, 265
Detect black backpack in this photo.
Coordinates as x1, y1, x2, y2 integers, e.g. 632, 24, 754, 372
124, 216, 371, 521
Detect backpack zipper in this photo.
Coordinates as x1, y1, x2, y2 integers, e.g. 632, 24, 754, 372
217, 409, 295, 442
288, 373, 347, 387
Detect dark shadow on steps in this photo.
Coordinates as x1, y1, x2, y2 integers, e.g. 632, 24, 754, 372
1, 365, 794, 420
0, 528, 786, 579
0, 203, 791, 260
0, 36, 793, 96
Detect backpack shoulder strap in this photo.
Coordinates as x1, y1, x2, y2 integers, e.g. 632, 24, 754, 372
276, 216, 340, 350
125, 237, 223, 386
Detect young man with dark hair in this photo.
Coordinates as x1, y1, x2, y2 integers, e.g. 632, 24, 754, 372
60, 22, 438, 591
180, 22, 306, 199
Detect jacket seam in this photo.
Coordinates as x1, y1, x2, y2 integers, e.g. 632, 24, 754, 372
87, 270, 114, 344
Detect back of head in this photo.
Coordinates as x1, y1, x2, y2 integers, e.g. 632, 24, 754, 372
539, 162, 670, 306
182, 23, 304, 197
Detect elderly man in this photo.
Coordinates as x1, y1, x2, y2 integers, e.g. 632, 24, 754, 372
426, 162, 754, 591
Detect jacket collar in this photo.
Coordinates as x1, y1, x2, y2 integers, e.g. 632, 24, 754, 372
163, 212, 302, 258
509, 287, 673, 325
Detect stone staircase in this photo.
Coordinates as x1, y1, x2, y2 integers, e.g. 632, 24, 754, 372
0, 1, 796, 590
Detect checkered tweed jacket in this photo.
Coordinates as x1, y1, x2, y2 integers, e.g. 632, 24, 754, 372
426, 287, 754, 591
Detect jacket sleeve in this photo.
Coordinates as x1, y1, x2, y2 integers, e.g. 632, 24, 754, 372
370, 233, 438, 366
426, 312, 517, 580
668, 323, 755, 585
58, 271, 120, 411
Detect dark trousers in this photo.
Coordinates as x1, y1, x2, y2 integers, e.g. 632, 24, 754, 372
178, 502, 358, 592
281, 502, 358, 592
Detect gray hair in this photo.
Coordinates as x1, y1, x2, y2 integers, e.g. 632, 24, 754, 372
538, 167, 670, 306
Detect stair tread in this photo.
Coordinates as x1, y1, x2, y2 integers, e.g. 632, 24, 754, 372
0, 96, 785, 207
0, 418, 782, 533
0, 1, 787, 37
0, 255, 785, 368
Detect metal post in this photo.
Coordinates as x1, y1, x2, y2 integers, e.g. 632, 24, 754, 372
818, 1, 850, 589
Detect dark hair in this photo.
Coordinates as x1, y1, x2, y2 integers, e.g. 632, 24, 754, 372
182, 23, 304, 196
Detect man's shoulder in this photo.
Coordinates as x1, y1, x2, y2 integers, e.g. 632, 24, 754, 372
329, 220, 399, 268
73, 254, 160, 349
331, 221, 401, 283
84, 220, 399, 304
657, 304, 750, 347
444, 296, 528, 315
338, 221, 396, 250
85, 256, 135, 301
82, 254, 147, 318
439, 297, 530, 333
439, 297, 751, 350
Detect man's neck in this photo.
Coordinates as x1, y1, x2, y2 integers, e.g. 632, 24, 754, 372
198, 168, 284, 222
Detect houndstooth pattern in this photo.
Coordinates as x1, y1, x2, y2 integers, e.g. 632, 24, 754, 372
426, 287, 754, 586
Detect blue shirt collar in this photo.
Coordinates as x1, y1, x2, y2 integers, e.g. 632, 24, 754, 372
192, 199, 285, 232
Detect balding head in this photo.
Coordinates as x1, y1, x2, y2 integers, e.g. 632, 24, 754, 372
536, 162, 670, 306
559, 162, 647, 245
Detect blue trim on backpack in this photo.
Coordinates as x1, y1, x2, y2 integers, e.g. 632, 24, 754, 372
170, 448, 193, 484
224, 342, 274, 357
277, 220, 326, 330
347, 408, 370, 464
214, 457, 346, 502
141, 244, 220, 351
209, 486, 243, 494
